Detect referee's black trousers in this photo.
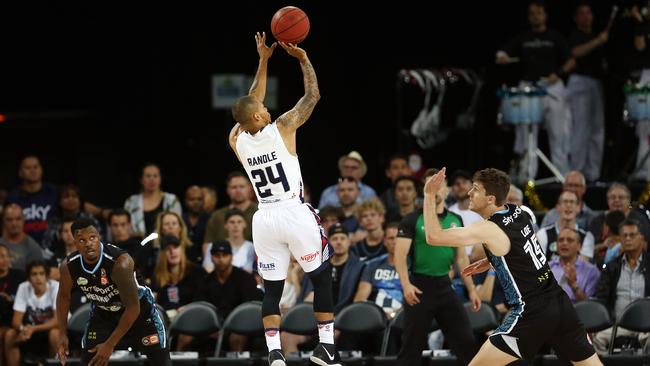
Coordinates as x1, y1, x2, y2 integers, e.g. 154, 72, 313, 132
396, 274, 478, 366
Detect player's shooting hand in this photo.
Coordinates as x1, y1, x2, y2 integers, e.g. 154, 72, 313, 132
403, 282, 423, 306
255, 31, 277, 59
461, 258, 491, 277
423, 167, 446, 196
88, 342, 114, 366
279, 42, 307, 61
57, 335, 69, 365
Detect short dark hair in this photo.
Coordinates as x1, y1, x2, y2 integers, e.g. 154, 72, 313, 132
473, 168, 511, 206
319, 206, 345, 222
394, 175, 420, 189
26, 260, 49, 276
108, 208, 131, 224
232, 95, 259, 123
384, 221, 401, 231
574, 0, 591, 14
141, 162, 161, 178
387, 153, 409, 166
605, 210, 626, 235
71, 217, 98, 237
619, 218, 641, 233
224, 209, 245, 222
529, 0, 545, 10
226, 171, 249, 185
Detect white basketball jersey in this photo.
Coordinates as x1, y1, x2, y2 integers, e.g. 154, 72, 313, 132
236, 122, 304, 207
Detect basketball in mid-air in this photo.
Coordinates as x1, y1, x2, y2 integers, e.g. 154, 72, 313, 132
271, 6, 310, 44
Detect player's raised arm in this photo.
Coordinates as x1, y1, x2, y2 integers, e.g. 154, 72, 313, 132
56, 260, 73, 365
422, 169, 511, 256
276, 42, 320, 132
249, 32, 277, 102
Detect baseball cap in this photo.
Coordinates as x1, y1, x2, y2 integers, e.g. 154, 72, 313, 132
210, 240, 232, 255
160, 235, 180, 249
327, 223, 348, 237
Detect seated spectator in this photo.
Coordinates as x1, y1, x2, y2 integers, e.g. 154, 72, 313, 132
201, 186, 218, 214
282, 224, 364, 353
179, 242, 262, 352
203, 210, 255, 273
0, 244, 25, 364
541, 171, 596, 229
379, 153, 413, 219
473, 269, 508, 316
386, 176, 419, 223
108, 209, 154, 281
152, 235, 205, 319
48, 218, 76, 281
593, 211, 626, 267
204, 172, 257, 243
353, 222, 403, 317
317, 206, 345, 234
593, 219, 649, 354
549, 228, 600, 303
0, 204, 42, 271
537, 191, 595, 261
318, 151, 377, 209
506, 184, 524, 206
4, 260, 60, 366
41, 184, 101, 259
6, 155, 58, 246
124, 163, 182, 237
351, 198, 387, 261
335, 176, 363, 238
154, 212, 200, 265
589, 183, 650, 244
182, 185, 210, 250
280, 257, 304, 315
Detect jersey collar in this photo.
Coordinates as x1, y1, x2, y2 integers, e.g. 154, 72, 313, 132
80, 242, 104, 274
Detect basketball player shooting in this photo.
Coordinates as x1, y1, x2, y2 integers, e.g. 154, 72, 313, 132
229, 32, 341, 366
422, 168, 602, 366
55, 218, 170, 366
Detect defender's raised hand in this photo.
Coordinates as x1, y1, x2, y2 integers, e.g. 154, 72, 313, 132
255, 31, 277, 59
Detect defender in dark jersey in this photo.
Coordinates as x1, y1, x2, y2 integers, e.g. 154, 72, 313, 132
423, 168, 601, 366
55, 218, 170, 366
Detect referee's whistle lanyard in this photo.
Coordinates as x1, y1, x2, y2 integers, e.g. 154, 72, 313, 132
81, 242, 104, 274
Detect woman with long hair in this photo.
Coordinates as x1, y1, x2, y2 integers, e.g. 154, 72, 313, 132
154, 211, 202, 264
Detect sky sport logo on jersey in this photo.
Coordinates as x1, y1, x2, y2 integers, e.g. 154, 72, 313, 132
300, 251, 318, 263
258, 262, 276, 271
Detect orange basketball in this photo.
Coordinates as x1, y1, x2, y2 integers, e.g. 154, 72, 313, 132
271, 6, 310, 44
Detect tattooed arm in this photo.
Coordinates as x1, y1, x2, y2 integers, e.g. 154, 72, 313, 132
276, 42, 321, 133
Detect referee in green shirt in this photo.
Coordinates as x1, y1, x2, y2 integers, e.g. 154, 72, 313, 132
395, 168, 480, 365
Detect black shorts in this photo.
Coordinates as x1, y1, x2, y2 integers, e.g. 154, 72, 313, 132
489, 291, 595, 362
82, 299, 167, 352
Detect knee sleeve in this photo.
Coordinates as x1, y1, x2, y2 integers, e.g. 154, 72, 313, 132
262, 279, 284, 317
309, 264, 334, 313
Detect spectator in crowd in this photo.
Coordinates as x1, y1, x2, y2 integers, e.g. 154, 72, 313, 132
567, 1, 608, 182
6, 155, 58, 245
318, 151, 377, 209
593, 219, 649, 354
506, 184, 524, 206
549, 228, 600, 303
107, 209, 155, 282
353, 222, 403, 317
0, 204, 42, 272
351, 198, 387, 261
631, 2, 650, 180
152, 235, 205, 319
203, 210, 255, 273
317, 206, 345, 234
589, 183, 650, 244
593, 211, 626, 267
201, 186, 218, 214
4, 260, 60, 366
280, 257, 304, 315
473, 268, 508, 316
42, 184, 100, 259
537, 191, 595, 261
386, 176, 419, 223
47, 218, 76, 281
394, 168, 479, 366
496, 0, 575, 182
282, 223, 364, 353
204, 172, 257, 243
380, 154, 413, 220
0, 244, 24, 365
124, 163, 182, 237
541, 171, 596, 228
448, 170, 484, 260
155, 211, 200, 265
183, 241, 262, 352
182, 185, 209, 250
335, 177, 363, 238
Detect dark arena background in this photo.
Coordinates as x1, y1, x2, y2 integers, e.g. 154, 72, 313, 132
1, 0, 650, 365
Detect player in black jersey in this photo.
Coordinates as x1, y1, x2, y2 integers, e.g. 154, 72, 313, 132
55, 218, 171, 366
422, 168, 601, 366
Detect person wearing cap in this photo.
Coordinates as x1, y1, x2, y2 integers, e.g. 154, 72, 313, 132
152, 235, 205, 322
317, 151, 377, 209
394, 168, 480, 366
